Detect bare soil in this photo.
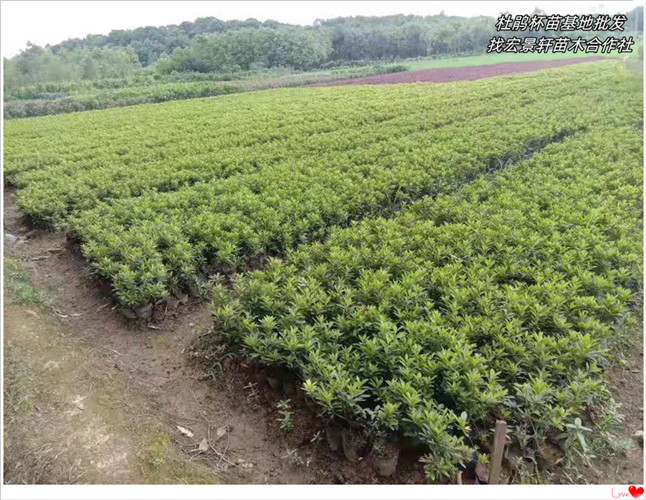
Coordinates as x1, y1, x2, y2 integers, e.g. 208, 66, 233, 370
311, 57, 615, 87
568, 327, 644, 485
3, 185, 643, 485
2, 188, 424, 485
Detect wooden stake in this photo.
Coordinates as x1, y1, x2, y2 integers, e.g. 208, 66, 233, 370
489, 420, 507, 485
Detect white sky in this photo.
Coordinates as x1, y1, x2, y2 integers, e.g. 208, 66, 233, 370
1, 1, 643, 58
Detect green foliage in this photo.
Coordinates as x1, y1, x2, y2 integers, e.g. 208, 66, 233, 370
3, 81, 244, 118
5, 10, 640, 118
207, 126, 643, 480
4, 44, 142, 88
4, 257, 46, 305
158, 28, 333, 73
560, 417, 593, 454
276, 399, 295, 431
4, 9, 642, 120
4, 62, 641, 308
3, 13, 497, 82
3, 63, 408, 119
7, 10, 643, 83
3, 58, 643, 482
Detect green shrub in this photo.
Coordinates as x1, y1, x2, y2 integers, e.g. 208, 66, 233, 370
206, 127, 643, 479
4, 62, 641, 306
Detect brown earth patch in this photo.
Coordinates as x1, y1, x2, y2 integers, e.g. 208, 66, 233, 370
310, 57, 617, 87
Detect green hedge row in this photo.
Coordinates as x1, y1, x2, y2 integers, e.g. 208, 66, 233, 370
205, 126, 643, 480
4, 62, 641, 307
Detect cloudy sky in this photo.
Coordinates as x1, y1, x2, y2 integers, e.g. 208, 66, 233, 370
2, 0, 642, 58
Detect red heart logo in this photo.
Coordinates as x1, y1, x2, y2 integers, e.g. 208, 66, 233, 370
629, 485, 644, 498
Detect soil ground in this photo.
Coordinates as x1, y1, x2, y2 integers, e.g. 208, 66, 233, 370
3, 183, 644, 484
311, 57, 615, 87
3, 188, 426, 485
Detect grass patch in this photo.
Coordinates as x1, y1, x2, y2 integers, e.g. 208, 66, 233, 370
3, 257, 45, 306
3, 340, 36, 415
405, 50, 622, 71
136, 426, 220, 484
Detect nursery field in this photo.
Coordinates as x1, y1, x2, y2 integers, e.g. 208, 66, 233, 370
5, 62, 641, 307
207, 125, 643, 480
3, 64, 408, 119
4, 60, 644, 482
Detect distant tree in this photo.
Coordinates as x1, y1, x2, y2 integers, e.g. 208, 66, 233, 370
158, 27, 332, 73
6, 9, 637, 88
626, 6, 643, 33
81, 57, 97, 80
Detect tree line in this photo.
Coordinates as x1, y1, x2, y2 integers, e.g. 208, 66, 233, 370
4, 9, 643, 88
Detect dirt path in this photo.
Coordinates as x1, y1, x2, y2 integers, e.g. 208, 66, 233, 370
311, 57, 615, 87
3, 188, 322, 484
3, 187, 643, 485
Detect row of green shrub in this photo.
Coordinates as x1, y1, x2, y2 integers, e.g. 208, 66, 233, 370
4, 62, 641, 307
204, 125, 643, 480
3, 82, 244, 119
6, 63, 409, 100
4, 63, 409, 118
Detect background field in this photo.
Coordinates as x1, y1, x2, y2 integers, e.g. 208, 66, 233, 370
4, 49, 640, 118
4, 9, 642, 118
404, 49, 622, 70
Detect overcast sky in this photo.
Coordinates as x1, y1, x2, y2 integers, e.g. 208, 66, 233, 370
1, 1, 642, 58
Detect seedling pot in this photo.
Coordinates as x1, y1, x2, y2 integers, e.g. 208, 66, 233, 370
372, 443, 399, 477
